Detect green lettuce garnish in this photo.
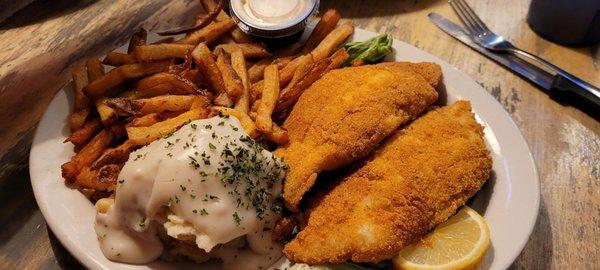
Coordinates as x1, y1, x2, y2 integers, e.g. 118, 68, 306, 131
343, 34, 393, 66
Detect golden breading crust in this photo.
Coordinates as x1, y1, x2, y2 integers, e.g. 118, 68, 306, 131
376, 62, 443, 89
275, 64, 439, 211
284, 101, 492, 264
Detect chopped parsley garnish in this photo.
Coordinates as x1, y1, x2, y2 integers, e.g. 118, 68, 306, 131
209, 142, 216, 150
233, 212, 241, 225
205, 124, 212, 129
191, 123, 197, 130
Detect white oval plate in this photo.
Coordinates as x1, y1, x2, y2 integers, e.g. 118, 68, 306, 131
29, 28, 539, 270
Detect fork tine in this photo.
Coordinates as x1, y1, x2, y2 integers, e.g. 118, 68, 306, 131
455, 0, 490, 33
449, 0, 481, 35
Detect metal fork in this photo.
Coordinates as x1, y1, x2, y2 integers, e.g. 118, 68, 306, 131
449, 0, 600, 99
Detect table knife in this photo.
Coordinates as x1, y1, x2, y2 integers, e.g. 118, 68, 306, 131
428, 12, 600, 118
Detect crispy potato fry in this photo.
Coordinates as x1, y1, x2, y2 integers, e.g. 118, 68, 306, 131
310, 22, 354, 61
190, 95, 212, 110
62, 130, 114, 181
231, 49, 251, 113
211, 106, 260, 138
134, 44, 195, 61
250, 55, 302, 99
201, 0, 230, 22
191, 43, 228, 96
230, 28, 253, 43
91, 140, 138, 170
301, 9, 342, 54
275, 58, 332, 113
127, 113, 160, 127
69, 66, 90, 131
136, 72, 200, 95
66, 118, 103, 148
287, 54, 314, 88
104, 97, 141, 116
86, 58, 105, 81
177, 19, 236, 45
128, 28, 147, 54
87, 58, 118, 126
76, 165, 119, 191
248, 58, 270, 84
84, 60, 171, 98
127, 109, 207, 145
214, 93, 234, 107
255, 65, 280, 132
103, 52, 137, 66
215, 49, 243, 97
264, 123, 290, 145
138, 95, 199, 115
326, 47, 350, 71
215, 43, 271, 58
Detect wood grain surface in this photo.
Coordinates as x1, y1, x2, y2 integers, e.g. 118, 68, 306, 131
0, 0, 598, 269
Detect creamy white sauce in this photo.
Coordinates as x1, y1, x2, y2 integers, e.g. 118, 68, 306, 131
232, 0, 313, 27
95, 116, 287, 269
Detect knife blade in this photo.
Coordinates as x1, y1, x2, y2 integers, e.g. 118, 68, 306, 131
428, 12, 554, 90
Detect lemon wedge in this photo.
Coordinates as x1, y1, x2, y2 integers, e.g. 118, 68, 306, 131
393, 206, 490, 270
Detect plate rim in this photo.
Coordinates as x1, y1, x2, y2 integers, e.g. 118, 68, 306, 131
29, 27, 540, 270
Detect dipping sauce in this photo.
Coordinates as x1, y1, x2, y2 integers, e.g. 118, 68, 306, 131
94, 116, 288, 269
230, 0, 319, 38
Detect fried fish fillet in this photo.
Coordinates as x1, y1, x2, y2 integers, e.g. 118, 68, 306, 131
284, 101, 492, 264
276, 63, 440, 211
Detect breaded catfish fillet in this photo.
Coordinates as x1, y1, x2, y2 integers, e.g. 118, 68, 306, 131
276, 63, 439, 211
376, 62, 443, 89
284, 101, 492, 264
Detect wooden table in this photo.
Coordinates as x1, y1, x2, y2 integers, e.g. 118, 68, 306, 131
0, 0, 598, 269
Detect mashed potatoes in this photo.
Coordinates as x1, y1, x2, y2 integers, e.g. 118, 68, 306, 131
94, 116, 287, 269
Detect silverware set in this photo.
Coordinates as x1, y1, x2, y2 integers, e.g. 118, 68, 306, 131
430, 0, 600, 116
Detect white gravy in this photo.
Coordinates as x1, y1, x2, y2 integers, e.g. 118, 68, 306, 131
232, 0, 313, 27
95, 116, 288, 269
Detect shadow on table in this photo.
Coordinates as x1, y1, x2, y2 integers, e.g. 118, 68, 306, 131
320, 0, 442, 17
0, 0, 96, 30
508, 199, 553, 269
0, 167, 83, 269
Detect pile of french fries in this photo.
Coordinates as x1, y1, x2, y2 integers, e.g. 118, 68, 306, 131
61, 0, 353, 200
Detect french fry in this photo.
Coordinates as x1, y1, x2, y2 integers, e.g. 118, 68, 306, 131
211, 106, 260, 138
138, 95, 199, 115
69, 66, 90, 131
201, 0, 230, 22
76, 165, 119, 191
62, 130, 114, 181
103, 52, 137, 66
255, 65, 280, 132
215, 43, 271, 58
190, 95, 212, 110
264, 123, 290, 145
214, 93, 234, 107
326, 48, 350, 71
287, 54, 314, 88
301, 9, 342, 54
248, 58, 270, 84
126, 109, 207, 145
230, 27, 253, 43
177, 19, 236, 45
127, 113, 160, 127
215, 49, 243, 97
84, 60, 171, 98
86, 58, 105, 81
136, 73, 200, 95
151, 37, 175, 44
275, 58, 332, 113
250, 55, 303, 99
87, 58, 118, 127
310, 22, 354, 61
66, 118, 103, 148
231, 49, 251, 113
91, 140, 138, 170
191, 43, 228, 96
128, 28, 147, 54
104, 97, 141, 116
134, 44, 195, 61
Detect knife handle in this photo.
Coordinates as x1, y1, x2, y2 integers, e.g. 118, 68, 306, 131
550, 75, 600, 118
